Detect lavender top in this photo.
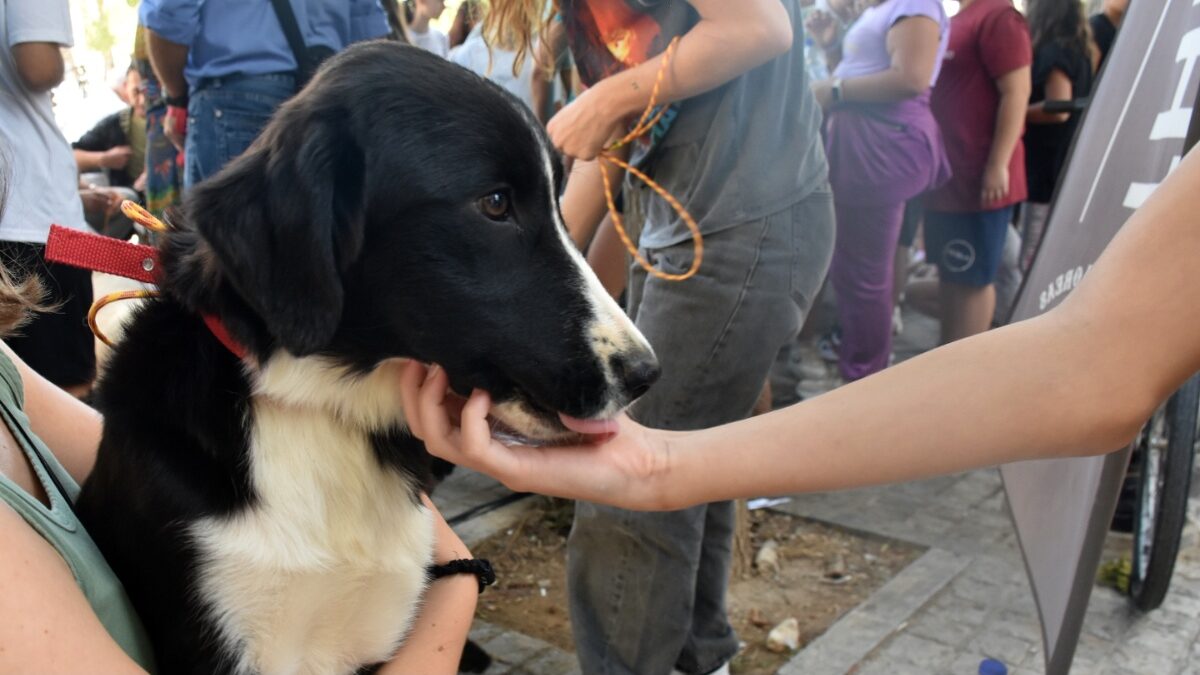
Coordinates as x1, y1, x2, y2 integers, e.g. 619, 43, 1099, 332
834, 0, 950, 87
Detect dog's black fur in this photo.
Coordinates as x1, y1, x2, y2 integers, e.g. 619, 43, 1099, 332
77, 42, 657, 674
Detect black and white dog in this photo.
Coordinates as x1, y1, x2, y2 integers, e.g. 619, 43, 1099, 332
76, 42, 659, 674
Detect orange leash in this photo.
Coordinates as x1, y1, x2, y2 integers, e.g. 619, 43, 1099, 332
88, 201, 169, 347
597, 37, 703, 282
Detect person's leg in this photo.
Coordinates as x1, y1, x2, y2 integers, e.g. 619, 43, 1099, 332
924, 208, 1012, 344
938, 280, 995, 343
1018, 201, 1051, 271
829, 199, 906, 381
991, 223, 1023, 326
184, 74, 295, 189
893, 197, 923, 307
568, 194, 834, 675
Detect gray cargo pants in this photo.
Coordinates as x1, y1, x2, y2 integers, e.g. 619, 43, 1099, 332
568, 187, 835, 675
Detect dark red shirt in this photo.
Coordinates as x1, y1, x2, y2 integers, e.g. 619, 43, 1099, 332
927, 0, 1031, 212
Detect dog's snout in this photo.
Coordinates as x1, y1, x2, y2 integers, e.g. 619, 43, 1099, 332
612, 352, 661, 401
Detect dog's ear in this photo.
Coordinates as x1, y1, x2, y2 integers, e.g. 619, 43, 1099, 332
185, 116, 366, 356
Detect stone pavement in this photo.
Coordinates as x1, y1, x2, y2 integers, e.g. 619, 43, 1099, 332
432, 307, 1200, 674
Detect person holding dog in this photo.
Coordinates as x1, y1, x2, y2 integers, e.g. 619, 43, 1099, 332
0, 181, 480, 672
0, 336, 480, 673
483, 1, 834, 674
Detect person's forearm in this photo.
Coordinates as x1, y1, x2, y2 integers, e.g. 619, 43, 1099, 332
74, 149, 106, 172
592, 0, 792, 122
379, 575, 477, 674
145, 29, 189, 99
838, 68, 929, 104
1026, 68, 1073, 125
663, 314, 1137, 507
380, 498, 477, 673
985, 79, 1029, 173
560, 158, 624, 249
1026, 102, 1071, 125
586, 214, 629, 299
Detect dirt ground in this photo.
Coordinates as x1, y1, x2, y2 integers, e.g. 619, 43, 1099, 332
473, 498, 923, 675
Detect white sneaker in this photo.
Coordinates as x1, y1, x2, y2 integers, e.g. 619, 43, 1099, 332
670, 664, 731, 675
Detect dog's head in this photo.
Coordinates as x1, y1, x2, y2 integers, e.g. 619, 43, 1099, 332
164, 41, 658, 441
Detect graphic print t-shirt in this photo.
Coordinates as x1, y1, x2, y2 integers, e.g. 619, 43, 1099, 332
560, 0, 695, 165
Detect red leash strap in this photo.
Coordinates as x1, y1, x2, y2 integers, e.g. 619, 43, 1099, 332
45, 225, 160, 284
43, 224, 249, 360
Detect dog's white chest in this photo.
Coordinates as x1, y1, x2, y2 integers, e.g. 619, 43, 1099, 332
190, 399, 433, 675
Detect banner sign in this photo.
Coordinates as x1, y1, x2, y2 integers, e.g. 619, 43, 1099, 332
1001, 1, 1200, 672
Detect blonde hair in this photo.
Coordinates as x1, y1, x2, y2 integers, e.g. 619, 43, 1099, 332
482, 0, 557, 76
0, 264, 48, 338
0, 159, 51, 337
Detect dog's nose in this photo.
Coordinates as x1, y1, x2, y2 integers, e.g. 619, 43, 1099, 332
612, 352, 661, 401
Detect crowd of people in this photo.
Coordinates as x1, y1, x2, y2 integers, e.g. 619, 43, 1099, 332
0, 0, 1171, 673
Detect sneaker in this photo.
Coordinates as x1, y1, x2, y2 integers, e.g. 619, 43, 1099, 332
671, 664, 731, 675
816, 327, 841, 362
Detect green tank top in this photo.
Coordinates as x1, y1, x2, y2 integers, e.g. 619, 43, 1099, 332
0, 353, 156, 672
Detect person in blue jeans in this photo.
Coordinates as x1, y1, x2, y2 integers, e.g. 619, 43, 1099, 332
140, 0, 389, 189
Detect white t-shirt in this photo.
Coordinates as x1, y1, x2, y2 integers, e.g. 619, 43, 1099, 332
448, 25, 536, 112
408, 26, 449, 59
0, 0, 86, 243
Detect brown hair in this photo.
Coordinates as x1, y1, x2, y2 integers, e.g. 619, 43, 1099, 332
1026, 0, 1091, 60
0, 156, 51, 338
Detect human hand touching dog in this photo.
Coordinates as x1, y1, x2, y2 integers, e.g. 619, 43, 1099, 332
398, 360, 677, 511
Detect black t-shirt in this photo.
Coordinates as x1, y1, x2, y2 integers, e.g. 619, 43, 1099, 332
72, 111, 133, 188
1025, 40, 1093, 203
1089, 13, 1117, 68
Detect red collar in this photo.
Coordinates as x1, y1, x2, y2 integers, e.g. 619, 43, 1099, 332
45, 225, 249, 360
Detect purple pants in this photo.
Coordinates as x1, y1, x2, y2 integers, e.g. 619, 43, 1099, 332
830, 199, 905, 380
824, 100, 950, 381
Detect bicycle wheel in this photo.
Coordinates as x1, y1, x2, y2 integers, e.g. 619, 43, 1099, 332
1129, 372, 1200, 611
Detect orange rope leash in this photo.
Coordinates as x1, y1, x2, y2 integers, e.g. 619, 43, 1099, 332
89, 289, 158, 347
597, 37, 703, 282
89, 201, 169, 347
120, 200, 169, 232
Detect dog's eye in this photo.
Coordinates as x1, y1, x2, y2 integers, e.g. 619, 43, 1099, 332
477, 191, 511, 221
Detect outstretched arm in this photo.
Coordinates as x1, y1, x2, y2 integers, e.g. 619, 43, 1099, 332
401, 147, 1200, 511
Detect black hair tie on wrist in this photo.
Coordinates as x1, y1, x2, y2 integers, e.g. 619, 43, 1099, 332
428, 558, 496, 594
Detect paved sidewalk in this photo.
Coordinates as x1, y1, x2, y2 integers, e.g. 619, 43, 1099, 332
433, 308, 1200, 674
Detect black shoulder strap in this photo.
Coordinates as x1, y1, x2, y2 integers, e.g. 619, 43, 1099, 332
1185, 75, 1200, 155
269, 0, 310, 72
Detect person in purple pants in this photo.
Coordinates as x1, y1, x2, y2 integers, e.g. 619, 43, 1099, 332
808, 0, 951, 381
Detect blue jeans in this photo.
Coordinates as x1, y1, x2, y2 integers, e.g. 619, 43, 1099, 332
184, 72, 296, 189
568, 189, 835, 675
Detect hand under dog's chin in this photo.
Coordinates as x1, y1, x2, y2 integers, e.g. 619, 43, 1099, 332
487, 399, 618, 447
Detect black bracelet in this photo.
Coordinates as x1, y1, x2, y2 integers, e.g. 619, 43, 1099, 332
164, 92, 189, 108
428, 558, 496, 594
